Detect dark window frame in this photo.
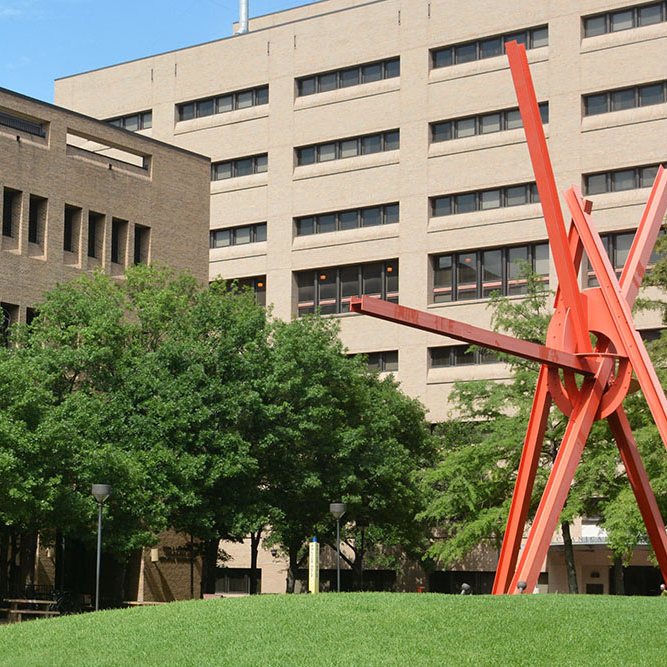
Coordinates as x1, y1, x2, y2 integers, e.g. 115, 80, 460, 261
296, 57, 400, 97
433, 243, 549, 303
296, 130, 399, 166
297, 260, 399, 316
355, 350, 399, 373
295, 203, 399, 236
177, 85, 269, 121
431, 183, 540, 217
430, 344, 498, 368
583, 2, 667, 37
584, 163, 666, 195
583, 81, 667, 116
431, 103, 548, 142
211, 154, 268, 181
431, 25, 548, 69
107, 110, 152, 131
210, 222, 267, 248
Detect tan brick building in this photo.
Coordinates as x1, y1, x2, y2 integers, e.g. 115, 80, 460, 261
55, 0, 667, 594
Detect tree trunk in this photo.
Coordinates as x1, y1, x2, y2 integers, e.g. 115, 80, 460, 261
286, 547, 298, 594
561, 520, 578, 594
19, 531, 38, 591
613, 556, 625, 595
9, 529, 19, 593
200, 538, 219, 596
0, 527, 8, 593
249, 530, 261, 595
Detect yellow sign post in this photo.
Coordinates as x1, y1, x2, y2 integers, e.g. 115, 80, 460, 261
308, 538, 320, 593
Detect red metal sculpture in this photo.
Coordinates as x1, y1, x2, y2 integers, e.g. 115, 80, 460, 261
351, 41, 667, 594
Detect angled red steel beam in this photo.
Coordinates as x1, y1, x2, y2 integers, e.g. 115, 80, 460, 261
505, 41, 591, 355
349, 296, 596, 376
607, 408, 667, 585
493, 219, 588, 594
566, 187, 667, 449
492, 366, 552, 594
619, 165, 667, 305
509, 357, 615, 594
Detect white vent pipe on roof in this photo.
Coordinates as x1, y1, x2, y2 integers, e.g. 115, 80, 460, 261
238, 0, 249, 34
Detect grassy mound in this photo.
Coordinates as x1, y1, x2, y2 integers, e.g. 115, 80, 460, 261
1, 593, 666, 666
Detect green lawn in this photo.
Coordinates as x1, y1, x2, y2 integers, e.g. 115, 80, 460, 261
1, 593, 666, 666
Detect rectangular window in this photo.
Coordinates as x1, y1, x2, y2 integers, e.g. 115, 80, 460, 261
211, 154, 268, 180
431, 25, 548, 69
106, 110, 152, 131
430, 345, 497, 368
433, 243, 548, 303
585, 229, 664, 287
583, 3, 667, 37
63, 204, 81, 254
177, 85, 268, 120
111, 218, 128, 265
584, 163, 666, 195
134, 224, 150, 264
431, 182, 538, 216
2, 188, 20, 238
232, 276, 266, 307
210, 222, 267, 248
296, 57, 399, 97
296, 131, 398, 166
1, 303, 18, 347
583, 81, 667, 116
88, 211, 104, 259
358, 350, 399, 373
28, 195, 47, 246
431, 103, 548, 143
295, 203, 399, 236
296, 260, 398, 316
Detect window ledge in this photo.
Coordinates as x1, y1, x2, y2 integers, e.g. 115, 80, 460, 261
292, 223, 399, 251
294, 79, 400, 111
428, 47, 548, 85
174, 107, 269, 135
582, 103, 667, 133
211, 172, 268, 194
426, 364, 508, 385
209, 242, 267, 260
584, 189, 657, 213
580, 23, 667, 55
293, 151, 399, 181
428, 204, 543, 233
429, 127, 549, 158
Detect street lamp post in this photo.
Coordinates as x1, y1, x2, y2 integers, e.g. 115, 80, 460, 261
91, 484, 111, 612
330, 502, 346, 593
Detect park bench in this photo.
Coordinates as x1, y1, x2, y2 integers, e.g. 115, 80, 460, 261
5, 598, 60, 622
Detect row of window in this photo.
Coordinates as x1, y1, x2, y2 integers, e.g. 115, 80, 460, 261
107, 111, 152, 131
431, 183, 540, 217
297, 58, 399, 97
585, 163, 665, 195
2, 187, 149, 264
210, 222, 267, 248
209, 164, 660, 242
296, 130, 399, 166
226, 230, 656, 313
178, 85, 269, 122
583, 2, 667, 37
211, 154, 267, 181
296, 203, 399, 236
431, 25, 548, 69
297, 261, 398, 316
430, 345, 496, 368
433, 243, 549, 303
584, 81, 667, 116
432, 104, 548, 143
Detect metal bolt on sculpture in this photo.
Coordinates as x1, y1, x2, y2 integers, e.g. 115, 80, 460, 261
350, 41, 667, 595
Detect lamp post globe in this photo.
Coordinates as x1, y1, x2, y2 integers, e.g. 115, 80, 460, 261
91, 484, 111, 611
330, 503, 346, 593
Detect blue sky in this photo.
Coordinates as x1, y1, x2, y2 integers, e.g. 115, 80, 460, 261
0, 0, 306, 103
